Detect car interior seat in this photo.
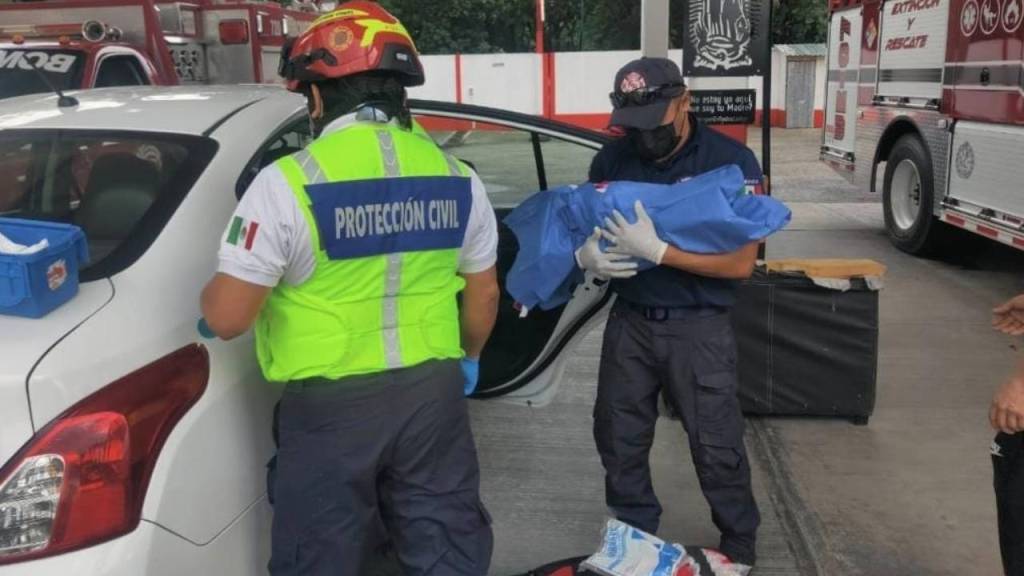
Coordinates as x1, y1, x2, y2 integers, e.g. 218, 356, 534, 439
75, 154, 161, 261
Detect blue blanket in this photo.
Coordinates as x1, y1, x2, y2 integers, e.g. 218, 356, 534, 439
504, 164, 791, 310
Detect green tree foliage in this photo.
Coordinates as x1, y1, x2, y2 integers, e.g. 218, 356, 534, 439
291, 1, 825, 54
377, 0, 536, 53
542, 0, 586, 52
559, 0, 642, 51
771, 0, 828, 44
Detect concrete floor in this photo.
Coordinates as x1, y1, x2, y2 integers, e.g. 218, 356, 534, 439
470, 129, 1024, 575
471, 327, 805, 575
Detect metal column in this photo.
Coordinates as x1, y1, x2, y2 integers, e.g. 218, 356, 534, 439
641, 0, 670, 58
760, 0, 773, 259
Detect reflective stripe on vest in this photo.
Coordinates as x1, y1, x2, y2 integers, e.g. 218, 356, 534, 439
254, 121, 470, 382
377, 129, 403, 368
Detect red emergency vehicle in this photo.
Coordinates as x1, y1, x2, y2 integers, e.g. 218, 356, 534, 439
823, 0, 1024, 253
0, 0, 318, 100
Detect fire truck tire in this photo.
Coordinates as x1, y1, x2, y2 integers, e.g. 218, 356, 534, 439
883, 134, 944, 255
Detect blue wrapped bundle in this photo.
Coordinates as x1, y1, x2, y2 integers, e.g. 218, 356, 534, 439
504, 164, 791, 311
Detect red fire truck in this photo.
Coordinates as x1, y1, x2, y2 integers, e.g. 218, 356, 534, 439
823, 0, 1024, 253
0, 0, 318, 100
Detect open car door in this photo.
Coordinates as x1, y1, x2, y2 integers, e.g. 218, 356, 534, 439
411, 101, 615, 407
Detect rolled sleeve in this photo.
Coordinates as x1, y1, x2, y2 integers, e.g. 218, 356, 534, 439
458, 170, 498, 274
216, 260, 281, 288
216, 165, 305, 287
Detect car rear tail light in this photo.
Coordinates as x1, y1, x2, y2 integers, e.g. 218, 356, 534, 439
0, 345, 209, 565
219, 20, 249, 45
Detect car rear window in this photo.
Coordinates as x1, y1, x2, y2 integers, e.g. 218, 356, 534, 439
0, 49, 85, 100
0, 130, 217, 280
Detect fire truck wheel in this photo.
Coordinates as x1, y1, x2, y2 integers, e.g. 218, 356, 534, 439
883, 134, 942, 255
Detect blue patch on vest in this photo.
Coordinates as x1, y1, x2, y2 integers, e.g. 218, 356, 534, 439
307, 176, 472, 260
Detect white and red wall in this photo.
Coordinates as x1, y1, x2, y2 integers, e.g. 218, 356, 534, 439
410, 47, 826, 139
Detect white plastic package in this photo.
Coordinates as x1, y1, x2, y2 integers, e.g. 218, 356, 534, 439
581, 519, 690, 576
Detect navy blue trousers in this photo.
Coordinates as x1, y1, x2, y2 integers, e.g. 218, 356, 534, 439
594, 302, 760, 565
268, 360, 493, 576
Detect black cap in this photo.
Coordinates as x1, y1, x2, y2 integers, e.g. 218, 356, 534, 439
609, 57, 686, 130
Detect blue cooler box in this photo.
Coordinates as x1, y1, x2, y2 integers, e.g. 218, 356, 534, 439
0, 218, 89, 319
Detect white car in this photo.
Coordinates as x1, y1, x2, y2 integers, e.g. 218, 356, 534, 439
0, 85, 613, 574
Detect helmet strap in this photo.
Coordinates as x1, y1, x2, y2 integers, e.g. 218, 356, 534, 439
309, 83, 325, 121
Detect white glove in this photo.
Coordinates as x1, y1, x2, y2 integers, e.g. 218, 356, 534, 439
575, 227, 638, 280
602, 200, 669, 265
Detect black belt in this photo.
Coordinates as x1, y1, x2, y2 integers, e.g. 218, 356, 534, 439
621, 300, 726, 321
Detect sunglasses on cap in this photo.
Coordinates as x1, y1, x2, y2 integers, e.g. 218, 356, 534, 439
609, 83, 686, 109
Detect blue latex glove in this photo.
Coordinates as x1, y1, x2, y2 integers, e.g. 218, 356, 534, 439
197, 318, 216, 339
461, 358, 480, 396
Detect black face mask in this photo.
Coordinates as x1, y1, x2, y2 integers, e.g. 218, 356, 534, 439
630, 121, 681, 162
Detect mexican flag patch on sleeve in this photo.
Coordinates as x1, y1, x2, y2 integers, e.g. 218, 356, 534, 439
226, 216, 260, 251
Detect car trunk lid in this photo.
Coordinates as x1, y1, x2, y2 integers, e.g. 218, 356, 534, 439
0, 279, 113, 466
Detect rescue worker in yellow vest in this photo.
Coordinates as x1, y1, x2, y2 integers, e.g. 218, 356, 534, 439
200, 4, 499, 574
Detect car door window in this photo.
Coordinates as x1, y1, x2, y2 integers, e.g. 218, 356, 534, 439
540, 134, 604, 188
94, 55, 148, 88
236, 117, 313, 198
416, 117, 542, 208
416, 113, 603, 394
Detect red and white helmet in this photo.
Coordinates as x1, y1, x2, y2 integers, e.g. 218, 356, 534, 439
279, 1, 424, 92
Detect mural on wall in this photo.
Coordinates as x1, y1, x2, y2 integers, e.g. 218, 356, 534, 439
683, 0, 768, 76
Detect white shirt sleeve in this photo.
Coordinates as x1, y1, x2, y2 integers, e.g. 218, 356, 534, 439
459, 169, 498, 274
216, 164, 316, 287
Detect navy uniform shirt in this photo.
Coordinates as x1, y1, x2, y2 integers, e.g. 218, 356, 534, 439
588, 114, 763, 309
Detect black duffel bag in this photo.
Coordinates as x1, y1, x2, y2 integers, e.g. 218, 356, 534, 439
523, 548, 727, 576
733, 265, 880, 423
523, 556, 594, 576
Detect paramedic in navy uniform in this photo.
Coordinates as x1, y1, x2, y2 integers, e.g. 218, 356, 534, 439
581, 57, 762, 575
